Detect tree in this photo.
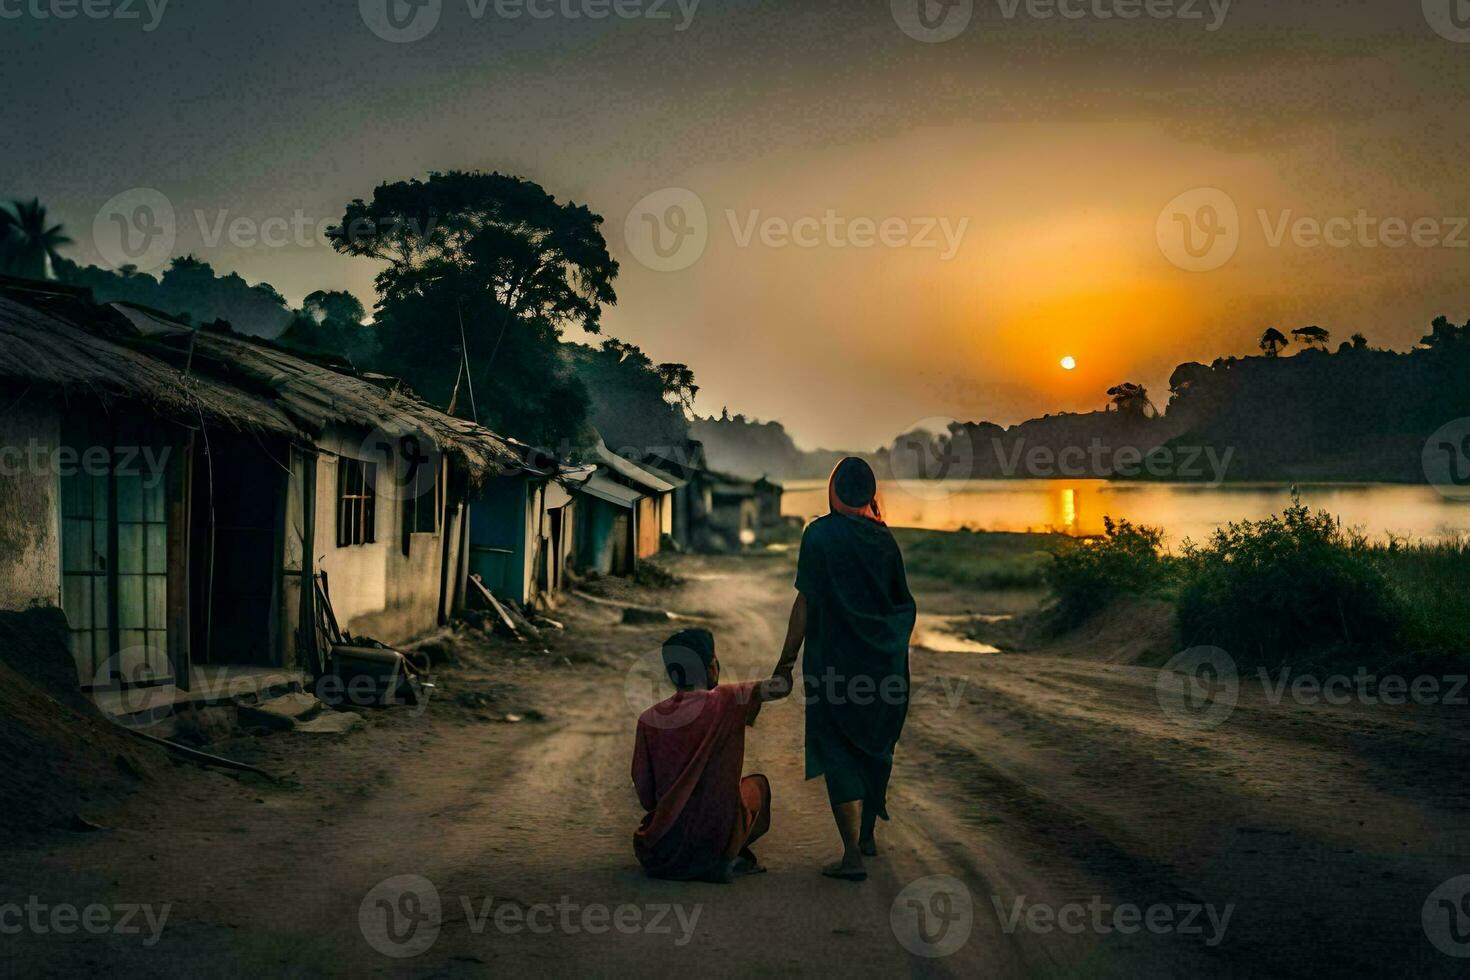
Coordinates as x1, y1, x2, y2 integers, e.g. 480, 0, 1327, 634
1259, 327, 1289, 358
302, 289, 366, 326
656, 362, 698, 414
55, 254, 292, 337
1168, 362, 1211, 398
0, 198, 72, 279
155, 256, 293, 337
1420, 315, 1468, 349
327, 171, 619, 445
1290, 325, 1331, 351
279, 289, 377, 366
1106, 382, 1154, 417
563, 339, 694, 455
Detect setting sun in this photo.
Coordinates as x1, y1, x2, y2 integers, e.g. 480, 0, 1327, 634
1060, 355, 1078, 371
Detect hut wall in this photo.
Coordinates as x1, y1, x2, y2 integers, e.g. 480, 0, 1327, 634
311, 426, 446, 644
0, 400, 62, 611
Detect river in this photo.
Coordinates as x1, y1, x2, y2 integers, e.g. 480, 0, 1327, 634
780, 479, 1470, 545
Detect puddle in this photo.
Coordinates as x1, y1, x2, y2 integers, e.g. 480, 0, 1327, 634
910, 614, 1007, 654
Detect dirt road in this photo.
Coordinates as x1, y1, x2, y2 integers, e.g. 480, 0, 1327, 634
4, 554, 1469, 977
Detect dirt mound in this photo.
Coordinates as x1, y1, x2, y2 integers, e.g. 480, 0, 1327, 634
0, 608, 165, 833
1037, 596, 1179, 664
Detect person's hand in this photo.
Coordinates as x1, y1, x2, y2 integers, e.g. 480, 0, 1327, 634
767, 665, 795, 700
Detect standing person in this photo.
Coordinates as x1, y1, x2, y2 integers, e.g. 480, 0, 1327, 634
771, 457, 916, 882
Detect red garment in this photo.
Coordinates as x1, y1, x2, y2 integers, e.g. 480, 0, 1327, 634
827, 457, 886, 525
632, 681, 765, 880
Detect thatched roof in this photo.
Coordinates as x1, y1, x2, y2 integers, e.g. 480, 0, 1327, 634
0, 289, 300, 438
0, 279, 536, 482
176, 330, 530, 478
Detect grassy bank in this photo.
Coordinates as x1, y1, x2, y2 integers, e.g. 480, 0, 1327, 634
1045, 498, 1469, 671
892, 527, 1068, 591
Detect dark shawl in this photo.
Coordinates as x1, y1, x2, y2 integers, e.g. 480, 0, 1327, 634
795, 510, 916, 817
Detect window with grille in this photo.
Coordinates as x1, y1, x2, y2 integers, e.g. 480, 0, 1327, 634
337, 457, 377, 547
404, 460, 440, 535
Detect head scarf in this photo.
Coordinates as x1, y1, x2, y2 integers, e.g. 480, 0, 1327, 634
827, 456, 885, 525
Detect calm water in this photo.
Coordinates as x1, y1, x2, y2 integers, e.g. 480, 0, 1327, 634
781, 479, 1470, 546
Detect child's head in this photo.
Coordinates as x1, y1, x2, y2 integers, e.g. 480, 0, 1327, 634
662, 627, 719, 690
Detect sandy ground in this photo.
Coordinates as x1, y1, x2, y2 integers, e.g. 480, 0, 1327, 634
3, 553, 1469, 977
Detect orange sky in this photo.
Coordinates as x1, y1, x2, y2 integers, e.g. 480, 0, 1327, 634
12, 1, 1470, 448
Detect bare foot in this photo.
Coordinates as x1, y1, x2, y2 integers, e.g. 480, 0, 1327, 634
821, 859, 867, 882
731, 849, 767, 876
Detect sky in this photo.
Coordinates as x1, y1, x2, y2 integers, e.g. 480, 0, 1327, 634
6, 0, 1470, 449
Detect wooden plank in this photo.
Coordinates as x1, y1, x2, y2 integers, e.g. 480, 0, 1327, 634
467, 574, 541, 640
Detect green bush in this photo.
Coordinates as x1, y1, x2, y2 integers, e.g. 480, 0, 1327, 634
1046, 517, 1168, 630
1175, 498, 1406, 668
1362, 536, 1470, 669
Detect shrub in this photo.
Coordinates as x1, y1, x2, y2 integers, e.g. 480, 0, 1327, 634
1175, 497, 1406, 668
1046, 517, 1168, 630
1362, 536, 1470, 669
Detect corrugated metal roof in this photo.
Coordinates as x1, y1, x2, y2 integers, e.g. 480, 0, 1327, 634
575, 471, 643, 508
594, 441, 675, 494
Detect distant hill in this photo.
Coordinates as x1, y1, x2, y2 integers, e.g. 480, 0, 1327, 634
702, 319, 1470, 485
689, 414, 850, 481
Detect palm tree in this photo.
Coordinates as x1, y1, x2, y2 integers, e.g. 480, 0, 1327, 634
0, 198, 73, 280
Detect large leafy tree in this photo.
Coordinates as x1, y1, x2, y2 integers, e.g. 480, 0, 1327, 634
327, 171, 619, 446
564, 339, 695, 455
0, 198, 73, 279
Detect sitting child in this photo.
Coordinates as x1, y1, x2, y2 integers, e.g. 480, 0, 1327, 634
631, 628, 790, 882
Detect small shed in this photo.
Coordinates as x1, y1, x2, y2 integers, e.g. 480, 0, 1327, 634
754, 476, 786, 531
592, 441, 675, 558
466, 445, 577, 609
571, 470, 644, 577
